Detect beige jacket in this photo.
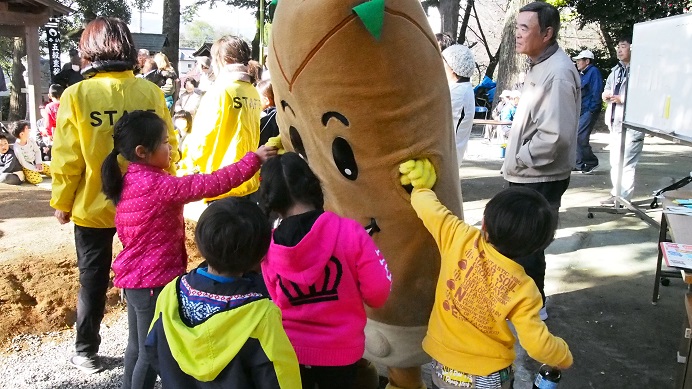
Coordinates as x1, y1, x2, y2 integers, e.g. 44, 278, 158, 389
503, 47, 580, 183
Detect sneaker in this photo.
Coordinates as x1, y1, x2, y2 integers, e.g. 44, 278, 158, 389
572, 166, 581, 172
539, 306, 548, 321
69, 355, 103, 374
581, 164, 598, 175
600, 196, 616, 206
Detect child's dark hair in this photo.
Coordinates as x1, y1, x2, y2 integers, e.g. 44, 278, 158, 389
0, 134, 7, 142
48, 84, 64, 99
195, 198, 271, 274
10, 120, 30, 138
173, 110, 193, 131
259, 152, 324, 216
483, 187, 558, 259
101, 111, 167, 205
256, 79, 273, 101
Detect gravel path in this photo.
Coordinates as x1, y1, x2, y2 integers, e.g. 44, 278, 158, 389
0, 311, 161, 389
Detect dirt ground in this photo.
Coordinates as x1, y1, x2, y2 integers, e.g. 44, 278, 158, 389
0, 185, 202, 344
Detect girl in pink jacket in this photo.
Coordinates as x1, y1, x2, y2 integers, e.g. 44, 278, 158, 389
100, 110, 276, 389
258, 152, 392, 389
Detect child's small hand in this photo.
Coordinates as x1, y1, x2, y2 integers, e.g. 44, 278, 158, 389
255, 145, 278, 164
399, 158, 436, 189
265, 135, 286, 154
36, 163, 43, 172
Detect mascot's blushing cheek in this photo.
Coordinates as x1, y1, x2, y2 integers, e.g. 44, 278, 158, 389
268, 0, 464, 369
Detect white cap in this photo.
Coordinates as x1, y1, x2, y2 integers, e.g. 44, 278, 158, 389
572, 50, 594, 60
499, 90, 512, 98
509, 90, 521, 99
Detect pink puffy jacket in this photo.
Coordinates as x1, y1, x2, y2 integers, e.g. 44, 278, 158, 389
112, 152, 260, 289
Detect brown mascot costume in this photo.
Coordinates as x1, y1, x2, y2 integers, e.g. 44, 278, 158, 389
267, 0, 464, 387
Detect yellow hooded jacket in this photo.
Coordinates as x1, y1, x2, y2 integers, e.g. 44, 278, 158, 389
179, 70, 261, 201
50, 70, 179, 228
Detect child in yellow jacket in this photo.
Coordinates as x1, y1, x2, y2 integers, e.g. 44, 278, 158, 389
399, 159, 573, 389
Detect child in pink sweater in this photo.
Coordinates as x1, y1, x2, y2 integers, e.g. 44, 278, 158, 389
259, 152, 392, 389
100, 110, 276, 389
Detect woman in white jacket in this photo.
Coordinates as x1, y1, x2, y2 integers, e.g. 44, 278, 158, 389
442, 44, 476, 166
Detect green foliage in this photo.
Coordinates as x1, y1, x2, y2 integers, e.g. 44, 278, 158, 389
0, 38, 12, 74
182, 0, 257, 23
180, 20, 216, 48
566, 0, 692, 41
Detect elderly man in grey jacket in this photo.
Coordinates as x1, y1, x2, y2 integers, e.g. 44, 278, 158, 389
502, 1, 580, 320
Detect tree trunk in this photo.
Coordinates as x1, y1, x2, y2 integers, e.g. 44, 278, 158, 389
457, 0, 473, 44
252, 9, 260, 61
599, 23, 616, 60
9, 36, 26, 121
161, 0, 181, 73
495, 0, 529, 101
439, 0, 460, 40
485, 44, 501, 79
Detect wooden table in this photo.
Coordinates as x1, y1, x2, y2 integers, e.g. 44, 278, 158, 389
472, 120, 512, 143
655, 190, 692, 389
653, 190, 692, 304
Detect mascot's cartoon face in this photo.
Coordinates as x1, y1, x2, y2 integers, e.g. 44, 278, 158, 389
269, 0, 463, 366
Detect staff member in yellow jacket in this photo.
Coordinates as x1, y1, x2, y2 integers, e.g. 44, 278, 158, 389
179, 35, 262, 202
50, 17, 179, 375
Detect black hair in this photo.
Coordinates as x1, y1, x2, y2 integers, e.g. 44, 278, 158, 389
618, 34, 632, 44
483, 187, 558, 259
195, 198, 271, 274
48, 84, 64, 99
435, 32, 454, 52
173, 110, 193, 132
184, 78, 199, 88
519, 2, 560, 43
10, 120, 30, 138
101, 111, 167, 205
259, 152, 324, 216
256, 79, 273, 100
0, 134, 7, 142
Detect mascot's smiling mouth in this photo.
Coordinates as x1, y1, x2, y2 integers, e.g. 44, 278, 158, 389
364, 218, 381, 236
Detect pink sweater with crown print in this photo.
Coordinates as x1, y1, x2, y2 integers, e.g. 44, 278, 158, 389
261, 211, 392, 366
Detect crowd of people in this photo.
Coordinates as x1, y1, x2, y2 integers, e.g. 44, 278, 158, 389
0, 1, 645, 388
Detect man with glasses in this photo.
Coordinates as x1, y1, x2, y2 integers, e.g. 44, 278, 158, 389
502, 1, 580, 320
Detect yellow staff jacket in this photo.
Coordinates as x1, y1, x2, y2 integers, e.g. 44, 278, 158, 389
180, 74, 261, 201
51, 70, 179, 228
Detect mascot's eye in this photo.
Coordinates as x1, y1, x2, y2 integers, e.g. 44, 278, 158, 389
332, 137, 358, 180
289, 126, 308, 161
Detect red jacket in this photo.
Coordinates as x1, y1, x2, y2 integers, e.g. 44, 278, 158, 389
112, 152, 261, 289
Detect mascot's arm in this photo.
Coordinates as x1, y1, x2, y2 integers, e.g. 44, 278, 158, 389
353, 225, 392, 308
402, 158, 469, 256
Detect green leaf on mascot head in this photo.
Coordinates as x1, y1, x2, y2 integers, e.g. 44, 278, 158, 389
270, 0, 278, 6
353, 0, 385, 41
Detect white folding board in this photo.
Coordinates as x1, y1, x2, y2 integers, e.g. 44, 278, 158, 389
626, 13, 692, 139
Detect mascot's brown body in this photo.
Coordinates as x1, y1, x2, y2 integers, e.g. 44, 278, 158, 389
268, 0, 463, 387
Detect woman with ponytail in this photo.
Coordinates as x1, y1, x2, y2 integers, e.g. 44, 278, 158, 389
48, 16, 179, 376
178, 35, 264, 202
101, 110, 276, 389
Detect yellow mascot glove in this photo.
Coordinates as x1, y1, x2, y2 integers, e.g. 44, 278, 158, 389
399, 158, 436, 189
265, 135, 286, 155
399, 160, 416, 185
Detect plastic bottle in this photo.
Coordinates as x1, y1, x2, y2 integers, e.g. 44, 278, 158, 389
532, 364, 561, 389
